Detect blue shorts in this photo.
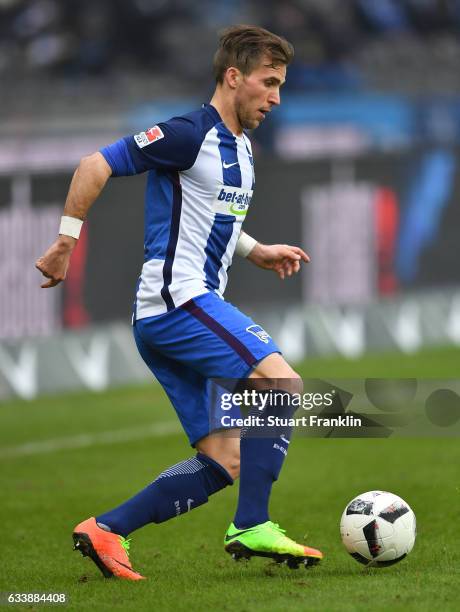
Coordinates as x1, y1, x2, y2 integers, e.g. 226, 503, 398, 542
133, 292, 280, 445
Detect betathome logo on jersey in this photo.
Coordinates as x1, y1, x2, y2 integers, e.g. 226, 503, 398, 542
212, 187, 253, 218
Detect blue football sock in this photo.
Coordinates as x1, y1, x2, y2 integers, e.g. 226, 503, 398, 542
234, 395, 295, 529
96, 453, 232, 537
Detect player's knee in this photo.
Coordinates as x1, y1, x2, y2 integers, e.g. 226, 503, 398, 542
218, 452, 240, 481
226, 455, 240, 480
226, 463, 240, 481
288, 371, 303, 395
273, 365, 303, 395
196, 433, 240, 480
196, 442, 240, 480
212, 450, 239, 481
251, 353, 301, 385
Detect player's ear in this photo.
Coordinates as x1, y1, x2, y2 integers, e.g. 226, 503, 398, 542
225, 67, 241, 89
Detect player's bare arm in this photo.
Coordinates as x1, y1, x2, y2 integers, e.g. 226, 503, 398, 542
35, 152, 112, 288
245, 238, 310, 280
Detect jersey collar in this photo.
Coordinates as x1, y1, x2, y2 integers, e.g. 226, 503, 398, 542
203, 103, 246, 140
202, 103, 222, 124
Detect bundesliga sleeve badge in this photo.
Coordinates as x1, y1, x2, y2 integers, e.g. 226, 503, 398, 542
134, 125, 165, 148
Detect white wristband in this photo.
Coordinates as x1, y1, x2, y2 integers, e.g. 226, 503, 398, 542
59, 216, 83, 239
235, 231, 258, 258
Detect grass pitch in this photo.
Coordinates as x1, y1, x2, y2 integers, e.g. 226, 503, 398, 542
1, 346, 459, 611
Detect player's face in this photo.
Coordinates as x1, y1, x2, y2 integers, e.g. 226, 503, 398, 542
234, 58, 286, 130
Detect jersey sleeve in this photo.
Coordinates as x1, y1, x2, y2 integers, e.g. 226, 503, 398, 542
100, 115, 203, 177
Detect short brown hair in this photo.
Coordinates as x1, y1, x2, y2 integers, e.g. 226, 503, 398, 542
213, 25, 294, 84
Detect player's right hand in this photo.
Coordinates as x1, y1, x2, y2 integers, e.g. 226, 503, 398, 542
35, 235, 76, 288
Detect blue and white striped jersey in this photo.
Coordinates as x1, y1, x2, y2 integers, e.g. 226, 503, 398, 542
101, 104, 255, 319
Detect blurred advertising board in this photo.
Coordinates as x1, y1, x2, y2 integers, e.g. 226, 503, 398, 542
0, 147, 458, 340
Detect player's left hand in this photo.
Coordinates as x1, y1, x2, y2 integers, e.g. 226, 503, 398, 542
247, 243, 310, 280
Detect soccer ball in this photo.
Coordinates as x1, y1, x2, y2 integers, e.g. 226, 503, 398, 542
340, 491, 416, 567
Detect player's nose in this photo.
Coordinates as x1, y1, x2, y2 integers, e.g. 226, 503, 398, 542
268, 90, 281, 106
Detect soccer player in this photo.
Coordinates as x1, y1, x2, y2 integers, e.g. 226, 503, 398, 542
36, 25, 323, 580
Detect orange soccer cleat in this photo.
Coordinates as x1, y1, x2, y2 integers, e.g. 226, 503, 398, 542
72, 517, 145, 580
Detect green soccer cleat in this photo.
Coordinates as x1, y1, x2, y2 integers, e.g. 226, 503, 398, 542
224, 521, 323, 569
